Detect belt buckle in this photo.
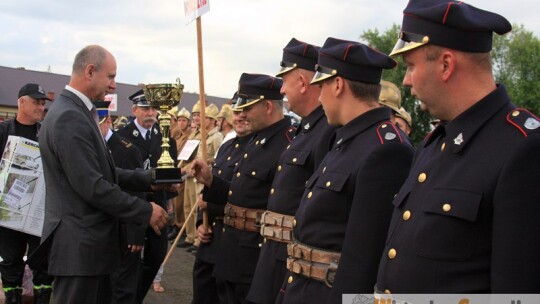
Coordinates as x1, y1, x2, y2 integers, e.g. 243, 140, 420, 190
224, 204, 233, 216
324, 261, 338, 288
260, 211, 268, 225
254, 211, 263, 228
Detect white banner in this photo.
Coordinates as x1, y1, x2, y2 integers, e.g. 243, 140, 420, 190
184, 0, 210, 25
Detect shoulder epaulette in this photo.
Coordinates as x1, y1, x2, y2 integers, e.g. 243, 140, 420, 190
376, 121, 403, 144
506, 108, 540, 137
285, 126, 296, 143
120, 138, 133, 148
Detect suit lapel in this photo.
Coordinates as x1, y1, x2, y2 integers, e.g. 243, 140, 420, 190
61, 90, 116, 172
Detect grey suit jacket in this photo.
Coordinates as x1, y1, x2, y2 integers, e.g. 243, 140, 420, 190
38, 89, 153, 276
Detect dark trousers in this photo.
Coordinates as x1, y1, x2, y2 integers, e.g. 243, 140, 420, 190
137, 225, 168, 302
0, 227, 52, 287
223, 280, 255, 304
111, 249, 141, 304
193, 258, 227, 304
54, 275, 112, 304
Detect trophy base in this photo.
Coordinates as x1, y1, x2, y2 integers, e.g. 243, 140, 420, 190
152, 167, 183, 184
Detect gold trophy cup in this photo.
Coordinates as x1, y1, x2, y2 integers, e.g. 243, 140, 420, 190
143, 78, 184, 183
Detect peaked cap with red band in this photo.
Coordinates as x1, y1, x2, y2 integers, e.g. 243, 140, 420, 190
311, 37, 396, 85
391, 0, 512, 56
276, 38, 320, 77
234, 73, 284, 110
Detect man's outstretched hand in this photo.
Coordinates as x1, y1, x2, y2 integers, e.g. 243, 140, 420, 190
149, 202, 168, 235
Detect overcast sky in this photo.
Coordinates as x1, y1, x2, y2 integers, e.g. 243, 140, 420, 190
1, 0, 538, 99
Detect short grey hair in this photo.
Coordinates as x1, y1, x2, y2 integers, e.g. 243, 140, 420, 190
72, 45, 108, 75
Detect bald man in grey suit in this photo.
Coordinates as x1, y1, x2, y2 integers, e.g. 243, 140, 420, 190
36, 45, 169, 304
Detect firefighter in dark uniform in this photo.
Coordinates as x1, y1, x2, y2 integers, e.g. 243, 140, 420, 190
278, 38, 415, 304
191, 73, 294, 304
376, 0, 540, 294
117, 90, 178, 302
96, 103, 143, 172
0, 84, 53, 304
247, 38, 336, 304
94, 101, 147, 304
193, 103, 253, 304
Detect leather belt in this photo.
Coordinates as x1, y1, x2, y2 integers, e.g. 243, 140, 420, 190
260, 211, 294, 243
286, 241, 341, 287
223, 203, 264, 233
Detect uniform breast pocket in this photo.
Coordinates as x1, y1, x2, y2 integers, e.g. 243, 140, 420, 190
238, 162, 272, 182
414, 187, 482, 261
285, 150, 309, 166
314, 171, 348, 192
311, 171, 350, 222
237, 163, 272, 199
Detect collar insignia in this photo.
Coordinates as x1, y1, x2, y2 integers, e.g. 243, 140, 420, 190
525, 118, 540, 130
453, 133, 464, 145
385, 132, 397, 140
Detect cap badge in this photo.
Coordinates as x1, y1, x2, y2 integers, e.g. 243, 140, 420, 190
304, 123, 310, 130
524, 118, 540, 130
385, 132, 397, 140
453, 133, 464, 145
132, 129, 139, 137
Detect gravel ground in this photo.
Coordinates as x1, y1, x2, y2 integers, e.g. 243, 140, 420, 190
143, 244, 196, 304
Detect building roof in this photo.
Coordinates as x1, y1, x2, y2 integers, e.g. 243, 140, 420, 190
0, 65, 229, 116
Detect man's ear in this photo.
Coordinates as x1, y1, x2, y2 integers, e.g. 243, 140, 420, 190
85, 64, 96, 79
441, 51, 456, 82
299, 73, 310, 95
264, 100, 273, 115
334, 76, 345, 97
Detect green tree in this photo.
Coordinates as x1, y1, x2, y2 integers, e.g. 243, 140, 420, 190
361, 23, 540, 145
493, 24, 540, 115
361, 25, 433, 145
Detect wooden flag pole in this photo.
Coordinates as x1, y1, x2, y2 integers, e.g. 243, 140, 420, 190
196, 16, 210, 232
163, 202, 198, 266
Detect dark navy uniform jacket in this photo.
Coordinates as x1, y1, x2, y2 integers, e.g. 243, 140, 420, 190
203, 118, 294, 283
117, 122, 178, 206
248, 106, 335, 304
280, 107, 414, 304
106, 131, 147, 246
196, 135, 250, 264
377, 85, 540, 293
